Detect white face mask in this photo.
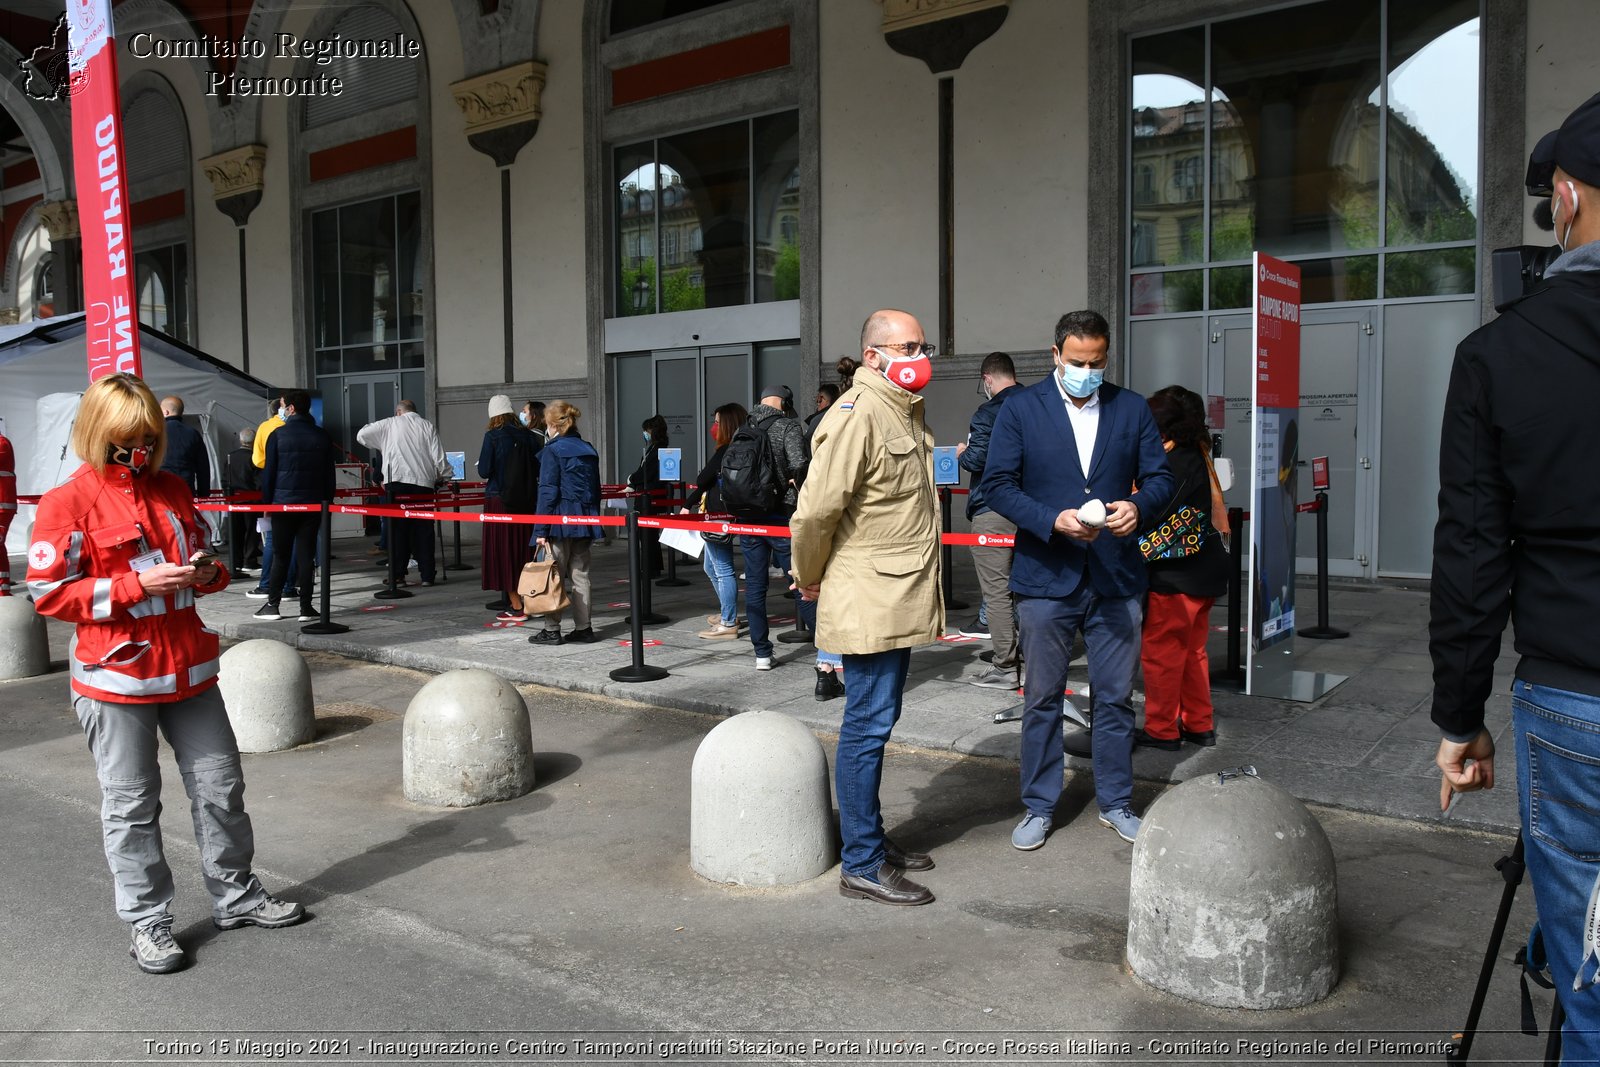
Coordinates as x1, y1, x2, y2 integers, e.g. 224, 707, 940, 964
276, 405, 286, 421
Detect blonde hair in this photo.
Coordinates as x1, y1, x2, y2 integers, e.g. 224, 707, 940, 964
73, 373, 167, 475
545, 400, 581, 434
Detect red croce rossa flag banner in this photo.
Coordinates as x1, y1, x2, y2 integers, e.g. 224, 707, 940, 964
67, 0, 141, 381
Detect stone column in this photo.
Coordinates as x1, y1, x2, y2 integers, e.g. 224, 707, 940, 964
452, 61, 547, 385
39, 199, 80, 315
200, 144, 267, 375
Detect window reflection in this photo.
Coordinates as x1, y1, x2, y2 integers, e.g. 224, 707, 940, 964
1128, 0, 1478, 318
754, 110, 800, 303
134, 245, 188, 342
310, 192, 424, 373
1385, 3, 1478, 245
613, 111, 801, 316
1211, 0, 1382, 259
1131, 26, 1204, 268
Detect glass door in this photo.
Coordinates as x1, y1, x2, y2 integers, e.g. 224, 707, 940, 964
336, 373, 402, 466
1209, 309, 1375, 578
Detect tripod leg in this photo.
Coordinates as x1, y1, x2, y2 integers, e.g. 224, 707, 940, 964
1450, 834, 1527, 1065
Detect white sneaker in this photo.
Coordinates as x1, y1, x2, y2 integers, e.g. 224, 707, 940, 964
755, 656, 774, 671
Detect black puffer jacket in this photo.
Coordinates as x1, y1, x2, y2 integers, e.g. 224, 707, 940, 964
261, 414, 336, 505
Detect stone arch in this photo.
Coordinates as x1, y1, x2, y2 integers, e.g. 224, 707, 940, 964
0, 37, 71, 201
112, 0, 228, 154
1, 199, 49, 306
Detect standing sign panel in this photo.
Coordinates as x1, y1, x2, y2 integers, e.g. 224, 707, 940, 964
1248, 253, 1301, 696
67, 0, 141, 381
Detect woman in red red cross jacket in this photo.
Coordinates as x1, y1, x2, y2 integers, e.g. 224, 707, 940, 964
26, 372, 305, 975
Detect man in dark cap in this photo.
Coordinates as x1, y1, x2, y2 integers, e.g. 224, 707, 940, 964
1430, 91, 1600, 1060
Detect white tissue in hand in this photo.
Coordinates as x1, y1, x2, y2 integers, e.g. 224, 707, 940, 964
1079, 498, 1107, 528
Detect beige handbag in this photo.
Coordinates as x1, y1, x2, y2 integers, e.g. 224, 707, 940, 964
517, 546, 570, 615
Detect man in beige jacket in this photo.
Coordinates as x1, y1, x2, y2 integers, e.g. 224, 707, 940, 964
792, 308, 945, 907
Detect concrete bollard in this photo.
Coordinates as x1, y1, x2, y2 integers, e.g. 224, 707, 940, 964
218, 640, 316, 752
403, 669, 535, 807
690, 710, 833, 886
0, 596, 50, 680
1127, 771, 1339, 1009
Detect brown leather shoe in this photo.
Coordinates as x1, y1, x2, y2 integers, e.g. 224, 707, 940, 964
882, 837, 934, 871
839, 862, 934, 906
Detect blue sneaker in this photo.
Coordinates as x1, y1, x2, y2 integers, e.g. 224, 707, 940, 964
1011, 812, 1051, 851
1098, 807, 1142, 843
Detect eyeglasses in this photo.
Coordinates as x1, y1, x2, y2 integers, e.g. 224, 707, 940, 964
875, 342, 936, 358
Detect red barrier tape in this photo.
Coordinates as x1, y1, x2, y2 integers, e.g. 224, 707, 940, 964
1295, 500, 1322, 514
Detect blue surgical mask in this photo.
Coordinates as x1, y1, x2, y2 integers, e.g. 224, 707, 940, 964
642, 431, 652, 444
1057, 362, 1103, 399
518, 412, 530, 426
276, 405, 286, 421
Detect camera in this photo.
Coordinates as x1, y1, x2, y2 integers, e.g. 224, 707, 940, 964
1490, 244, 1561, 311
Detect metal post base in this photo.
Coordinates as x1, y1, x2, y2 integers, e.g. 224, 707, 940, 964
610, 663, 670, 683
373, 587, 414, 600
1298, 626, 1350, 640
302, 620, 351, 635
625, 612, 669, 625
445, 563, 471, 572
778, 627, 814, 644
654, 576, 690, 587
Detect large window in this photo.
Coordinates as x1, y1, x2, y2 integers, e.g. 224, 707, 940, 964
614, 110, 801, 317
311, 192, 425, 376
135, 245, 189, 342
1129, 0, 1479, 315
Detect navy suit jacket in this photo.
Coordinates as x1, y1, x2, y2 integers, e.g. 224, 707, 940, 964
980, 379, 1174, 599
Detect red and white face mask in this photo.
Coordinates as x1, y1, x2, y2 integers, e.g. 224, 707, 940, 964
106, 443, 152, 474
873, 347, 933, 393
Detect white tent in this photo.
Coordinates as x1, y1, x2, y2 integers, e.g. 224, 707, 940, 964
0, 314, 274, 556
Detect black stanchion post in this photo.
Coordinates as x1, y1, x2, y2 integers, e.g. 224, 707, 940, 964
446, 482, 469, 572
625, 493, 667, 625
302, 500, 350, 635
373, 495, 413, 601
610, 507, 670, 683
1298, 492, 1348, 639
1213, 506, 1245, 684
940, 487, 969, 611
655, 482, 690, 588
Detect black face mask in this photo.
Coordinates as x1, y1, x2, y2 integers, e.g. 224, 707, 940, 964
106, 443, 151, 474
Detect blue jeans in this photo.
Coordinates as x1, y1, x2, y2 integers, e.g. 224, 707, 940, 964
1016, 586, 1141, 817
837, 648, 912, 877
817, 650, 843, 669
1512, 680, 1600, 1063
701, 538, 738, 626
739, 529, 792, 658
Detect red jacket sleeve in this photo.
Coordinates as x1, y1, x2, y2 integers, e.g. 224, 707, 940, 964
25, 492, 145, 624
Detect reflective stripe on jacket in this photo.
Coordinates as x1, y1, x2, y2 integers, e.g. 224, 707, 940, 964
27, 463, 227, 703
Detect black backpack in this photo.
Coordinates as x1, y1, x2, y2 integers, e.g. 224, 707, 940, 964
498, 432, 541, 514
718, 421, 781, 516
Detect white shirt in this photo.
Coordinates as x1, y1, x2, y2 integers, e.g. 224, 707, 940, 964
1054, 373, 1101, 479
356, 411, 451, 487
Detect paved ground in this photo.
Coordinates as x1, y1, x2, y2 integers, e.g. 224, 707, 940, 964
2, 536, 1543, 1065
184, 533, 1518, 832
0, 651, 1549, 1066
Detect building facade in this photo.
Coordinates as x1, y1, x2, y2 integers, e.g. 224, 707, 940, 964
0, 0, 1592, 578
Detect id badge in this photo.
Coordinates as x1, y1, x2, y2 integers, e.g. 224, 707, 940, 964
129, 549, 168, 573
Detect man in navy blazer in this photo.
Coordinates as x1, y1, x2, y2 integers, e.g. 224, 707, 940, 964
980, 310, 1174, 851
